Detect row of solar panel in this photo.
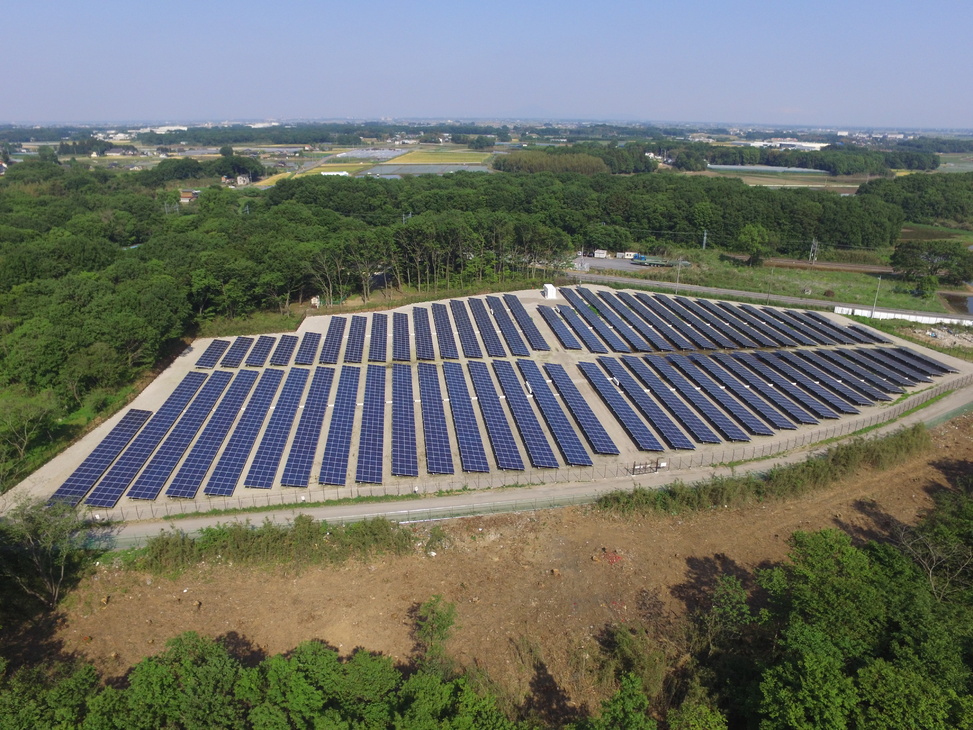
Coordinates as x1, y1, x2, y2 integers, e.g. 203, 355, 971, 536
194, 295, 547, 371
542, 287, 890, 355
55, 344, 949, 508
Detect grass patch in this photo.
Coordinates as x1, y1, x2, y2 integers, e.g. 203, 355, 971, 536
197, 311, 303, 338
126, 515, 416, 574
162, 491, 423, 522
597, 424, 932, 516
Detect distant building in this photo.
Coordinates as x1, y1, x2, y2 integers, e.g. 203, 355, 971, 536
179, 189, 199, 204
320, 171, 350, 176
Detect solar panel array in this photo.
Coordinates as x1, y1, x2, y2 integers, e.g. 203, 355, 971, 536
393, 312, 411, 362
221, 337, 254, 367
492, 360, 559, 468
245, 336, 276, 368
195, 340, 230, 368
320, 366, 361, 485
52, 409, 153, 505
356, 365, 386, 483
450, 300, 483, 358
344, 316, 367, 363
486, 295, 530, 356
319, 317, 346, 364
280, 367, 336, 487
468, 361, 525, 470
204, 369, 284, 497
60, 285, 959, 507
86, 372, 208, 508
442, 362, 490, 472
369, 314, 388, 363
391, 364, 419, 476
245, 367, 310, 488
166, 370, 259, 499
417, 363, 455, 474
128, 371, 234, 500
413, 308, 436, 361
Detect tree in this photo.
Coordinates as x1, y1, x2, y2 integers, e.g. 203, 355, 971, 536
219, 144, 234, 157
0, 388, 59, 459
890, 240, 973, 285
0, 496, 99, 607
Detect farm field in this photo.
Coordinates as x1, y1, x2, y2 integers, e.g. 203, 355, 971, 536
694, 167, 870, 192
389, 147, 494, 165
937, 152, 973, 173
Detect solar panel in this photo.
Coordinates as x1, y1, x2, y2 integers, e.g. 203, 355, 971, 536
344, 316, 367, 363
442, 362, 490, 472
775, 309, 852, 345
319, 366, 362, 485
319, 317, 347, 364
51, 409, 153, 505
393, 312, 411, 361
492, 361, 559, 468
269, 334, 298, 366
760, 308, 835, 345
689, 355, 796, 430
220, 337, 254, 368
725, 353, 836, 421
895, 346, 956, 374
715, 302, 796, 347
617, 292, 694, 350
750, 352, 859, 415
486, 295, 530, 356
634, 294, 716, 350
653, 295, 736, 349
536, 305, 584, 350
417, 363, 455, 474
244, 367, 310, 488
694, 299, 777, 348
597, 357, 695, 450
555, 305, 610, 353
517, 360, 593, 465
665, 355, 775, 436
669, 296, 754, 348
203, 369, 284, 496
166, 370, 259, 499
848, 324, 892, 344
738, 305, 815, 346
576, 361, 663, 451
622, 356, 722, 444
774, 351, 874, 407
468, 298, 507, 357
575, 287, 652, 351
127, 371, 234, 500
467, 361, 525, 470
241, 335, 273, 368
802, 311, 873, 344
294, 332, 321, 365
391, 364, 419, 476
640, 357, 750, 442
544, 363, 619, 455
432, 303, 460, 359
413, 308, 436, 361
369, 313, 388, 363
863, 348, 931, 383
279, 367, 336, 487
86, 372, 207, 508
596, 291, 674, 351
502, 294, 550, 351
841, 349, 919, 387
355, 365, 386, 484
450, 300, 483, 358
560, 288, 631, 352
814, 349, 903, 394
792, 350, 891, 402
195, 339, 230, 369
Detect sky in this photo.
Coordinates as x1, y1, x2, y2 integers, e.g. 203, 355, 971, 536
5, 0, 971, 129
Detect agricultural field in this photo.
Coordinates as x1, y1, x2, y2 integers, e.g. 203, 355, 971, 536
695, 166, 871, 193
937, 152, 973, 173
390, 146, 494, 165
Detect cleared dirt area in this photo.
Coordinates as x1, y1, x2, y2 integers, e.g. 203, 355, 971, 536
42, 413, 973, 710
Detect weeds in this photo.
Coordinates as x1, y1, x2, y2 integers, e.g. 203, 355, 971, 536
597, 424, 932, 516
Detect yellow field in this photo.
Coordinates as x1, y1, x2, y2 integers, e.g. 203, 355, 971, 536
295, 163, 374, 176
389, 148, 493, 165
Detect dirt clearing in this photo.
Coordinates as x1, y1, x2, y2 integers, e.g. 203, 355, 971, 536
49, 413, 973, 709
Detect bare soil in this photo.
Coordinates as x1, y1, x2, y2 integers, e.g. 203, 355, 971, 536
49, 414, 973, 710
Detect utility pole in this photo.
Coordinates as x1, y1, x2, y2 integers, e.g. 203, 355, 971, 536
702, 230, 707, 250
808, 238, 819, 264
871, 275, 882, 317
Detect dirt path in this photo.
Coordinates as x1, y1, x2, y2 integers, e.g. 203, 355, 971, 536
48, 414, 973, 710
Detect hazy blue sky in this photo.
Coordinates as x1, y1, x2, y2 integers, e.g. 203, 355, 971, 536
6, 0, 970, 128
